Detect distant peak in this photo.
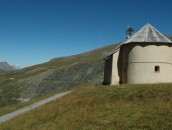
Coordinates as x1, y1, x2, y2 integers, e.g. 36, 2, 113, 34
0, 61, 16, 71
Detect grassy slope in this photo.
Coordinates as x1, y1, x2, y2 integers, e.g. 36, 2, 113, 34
0, 84, 171, 130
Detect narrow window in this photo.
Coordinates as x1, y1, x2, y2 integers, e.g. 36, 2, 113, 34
155, 66, 160, 72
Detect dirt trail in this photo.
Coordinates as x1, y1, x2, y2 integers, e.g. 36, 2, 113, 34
0, 91, 71, 123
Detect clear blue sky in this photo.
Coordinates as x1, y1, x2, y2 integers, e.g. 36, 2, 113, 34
0, 0, 172, 67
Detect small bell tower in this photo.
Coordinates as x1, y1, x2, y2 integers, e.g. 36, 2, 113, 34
126, 26, 134, 39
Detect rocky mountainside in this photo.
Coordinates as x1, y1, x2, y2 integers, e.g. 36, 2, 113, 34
0, 62, 15, 72
0, 43, 118, 107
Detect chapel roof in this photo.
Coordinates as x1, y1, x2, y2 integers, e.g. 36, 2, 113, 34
104, 23, 172, 59
124, 23, 172, 43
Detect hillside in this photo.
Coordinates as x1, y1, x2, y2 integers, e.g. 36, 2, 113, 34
0, 62, 15, 72
0, 84, 171, 130
0, 43, 118, 107
0, 36, 171, 108
167, 35, 172, 40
